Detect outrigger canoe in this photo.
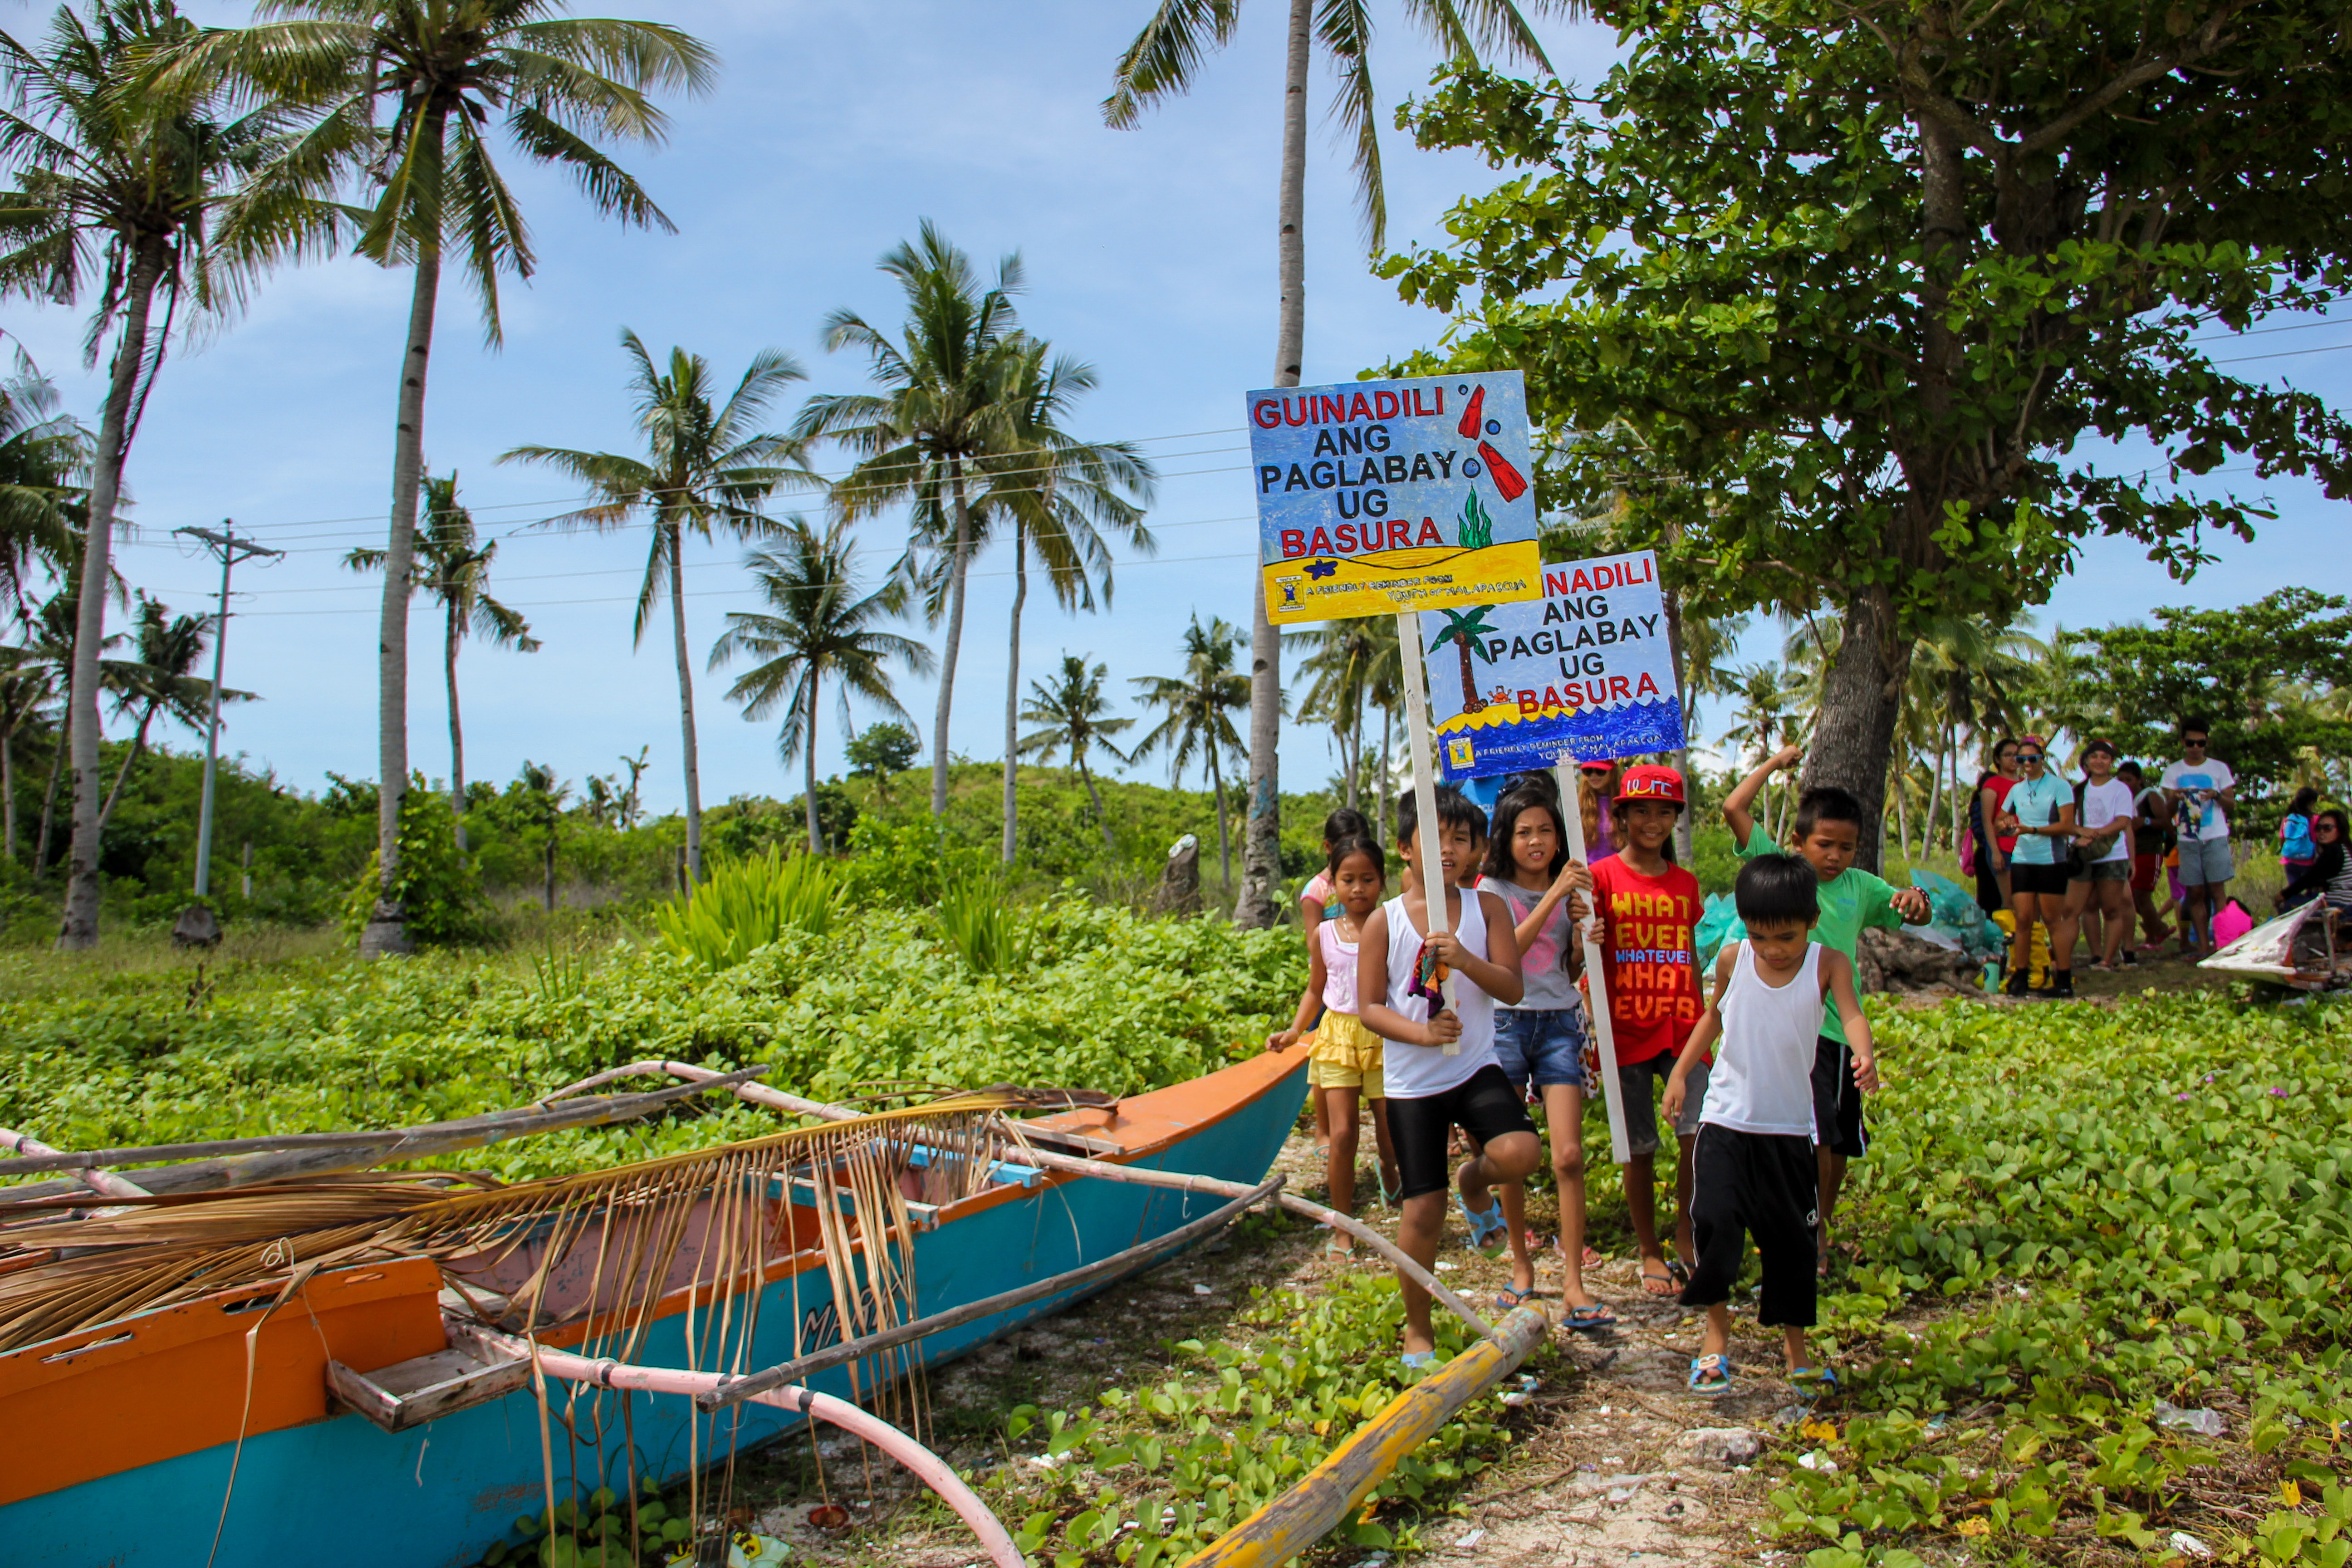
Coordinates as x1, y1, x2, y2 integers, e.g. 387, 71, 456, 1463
0, 1050, 1306, 1568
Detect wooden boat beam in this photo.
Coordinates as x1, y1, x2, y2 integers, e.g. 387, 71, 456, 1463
455, 1325, 1025, 1568
0, 1128, 147, 1200
1181, 1304, 1551, 1568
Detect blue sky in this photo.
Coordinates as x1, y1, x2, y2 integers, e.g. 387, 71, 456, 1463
5, 1, 2344, 813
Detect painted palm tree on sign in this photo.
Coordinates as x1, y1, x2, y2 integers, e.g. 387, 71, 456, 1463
1, 0, 351, 947
1105, 0, 1567, 929
176, 0, 715, 956
344, 470, 538, 849
505, 331, 817, 884
793, 221, 1026, 822
1132, 615, 1251, 888
1019, 653, 1136, 849
1428, 604, 1499, 715
709, 518, 932, 855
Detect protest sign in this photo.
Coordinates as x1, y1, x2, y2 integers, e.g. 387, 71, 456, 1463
1246, 370, 1543, 625
1418, 549, 1687, 781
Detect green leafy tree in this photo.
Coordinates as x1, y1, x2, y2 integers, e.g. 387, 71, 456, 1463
2073, 588, 2352, 830
1385, 0, 2352, 867
2, 0, 349, 946
1105, 0, 1569, 930
345, 470, 537, 849
515, 759, 568, 911
505, 331, 815, 883
341, 770, 491, 946
0, 346, 82, 617
1427, 604, 1498, 716
844, 721, 918, 803
793, 220, 1026, 823
1132, 615, 1250, 887
708, 518, 933, 855
1019, 652, 1135, 849
181, 0, 715, 954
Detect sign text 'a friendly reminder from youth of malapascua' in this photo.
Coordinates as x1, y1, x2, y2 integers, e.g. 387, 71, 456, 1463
1421, 549, 1689, 780
1246, 370, 1543, 624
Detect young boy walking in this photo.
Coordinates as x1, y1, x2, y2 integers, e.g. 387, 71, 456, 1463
1358, 786, 1540, 1367
1583, 764, 1707, 1298
1721, 746, 1927, 1273
1661, 854, 1878, 1395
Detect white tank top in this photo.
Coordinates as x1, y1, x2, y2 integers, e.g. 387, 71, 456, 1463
1698, 940, 1825, 1138
1379, 887, 1497, 1100
1317, 920, 1359, 1014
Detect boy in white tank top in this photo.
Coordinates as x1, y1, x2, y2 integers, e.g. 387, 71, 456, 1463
1358, 786, 1540, 1368
1659, 855, 1877, 1397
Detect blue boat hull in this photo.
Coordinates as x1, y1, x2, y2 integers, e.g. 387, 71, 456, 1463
1, 1058, 1305, 1568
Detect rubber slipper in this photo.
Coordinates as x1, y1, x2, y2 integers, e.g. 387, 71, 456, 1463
1688, 1352, 1731, 1395
1456, 1191, 1509, 1256
1496, 1283, 1536, 1312
1562, 1303, 1617, 1332
1324, 1236, 1356, 1261
1638, 1260, 1677, 1297
1789, 1366, 1841, 1396
1400, 1350, 1439, 1372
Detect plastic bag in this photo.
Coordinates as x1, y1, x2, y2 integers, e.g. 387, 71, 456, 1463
1694, 892, 1739, 967
1911, 868, 2007, 960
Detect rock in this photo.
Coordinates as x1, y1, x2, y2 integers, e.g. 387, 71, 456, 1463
1156, 834, 1201, 916
1672, 1426, 1760, 1465
171, 904, 222, 948
1856, 926, 1981, 995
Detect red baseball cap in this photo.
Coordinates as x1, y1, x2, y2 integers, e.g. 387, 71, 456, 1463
1616, 764, 1686, 806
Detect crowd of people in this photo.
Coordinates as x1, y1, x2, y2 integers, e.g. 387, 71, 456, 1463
1963, 720, 2350, 994
1267, 756, 1919, 1396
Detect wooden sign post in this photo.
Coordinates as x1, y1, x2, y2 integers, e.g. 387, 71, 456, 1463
1557, 759, 1633, 1166
1398, 608, 1458, 1037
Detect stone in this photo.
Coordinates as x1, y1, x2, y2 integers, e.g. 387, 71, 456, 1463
1156, 833, 1202, 916
171, 904, 222, 948
1672, 1426, 1761, 1465
1855, 925, 1981, 995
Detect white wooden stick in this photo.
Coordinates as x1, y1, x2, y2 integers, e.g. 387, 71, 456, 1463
1558, 760, 1632, 1166
1396, 609, 1459, 1046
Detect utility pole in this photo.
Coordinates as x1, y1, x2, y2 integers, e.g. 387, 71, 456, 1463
173, 522, 282, 945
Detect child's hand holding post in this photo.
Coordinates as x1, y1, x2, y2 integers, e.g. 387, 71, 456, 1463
1266, 1028, 1300, 1052
1421, 1007, 1462, 1049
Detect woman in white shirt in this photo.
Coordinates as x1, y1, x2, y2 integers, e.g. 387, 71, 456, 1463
2066, 740, 2136, 970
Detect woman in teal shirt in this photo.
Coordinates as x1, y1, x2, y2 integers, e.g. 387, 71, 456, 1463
2002, 736, 2079, 998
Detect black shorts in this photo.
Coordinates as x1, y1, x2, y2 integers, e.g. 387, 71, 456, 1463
1679, 1125, 1818, 1328
1386, 1064, 1538, 1200
2010, 860, 2069, 897
1809, 1036, 1867, 1158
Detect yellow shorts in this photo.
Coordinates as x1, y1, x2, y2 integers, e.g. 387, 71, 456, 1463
1306, 1012, 1386, 1101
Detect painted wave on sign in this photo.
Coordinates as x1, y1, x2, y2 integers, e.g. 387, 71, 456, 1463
1436, 698, 1688, 780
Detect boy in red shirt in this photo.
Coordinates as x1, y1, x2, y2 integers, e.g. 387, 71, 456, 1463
1584, 764, 1707, 1297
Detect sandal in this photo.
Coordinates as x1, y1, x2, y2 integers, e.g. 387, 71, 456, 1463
1789, 1366, 1841, 1397
1688, 1352, 1732, 1395
1496, 1283, 1536, 1312
1562, 1303, 1617, 1332
1638, 1259, 1678, 1297
1456, 1192, 1509, 1257
1324, 1235, 1356, 1261
1400, 1350, 1439, 1372
1379, 1174, 1404, 1210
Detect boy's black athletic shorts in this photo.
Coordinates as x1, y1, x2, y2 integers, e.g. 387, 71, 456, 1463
1386, 1064, 1536, 1200
1810, 1035, 1868, 1159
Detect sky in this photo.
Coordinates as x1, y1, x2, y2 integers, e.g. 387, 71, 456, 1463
5, 0, 2346, 816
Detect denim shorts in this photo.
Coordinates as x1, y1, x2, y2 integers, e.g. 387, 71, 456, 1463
2180, 835, 2234, 886
1492, 1006, 1588, 1093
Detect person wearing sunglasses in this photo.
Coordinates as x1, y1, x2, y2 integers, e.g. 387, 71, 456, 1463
2159, 723, 2237, 957
2277, 808, 2352, 922
2001, 737, 2080, 999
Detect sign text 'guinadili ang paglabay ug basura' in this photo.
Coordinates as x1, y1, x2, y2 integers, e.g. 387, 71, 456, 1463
1247, 370, 1542, 624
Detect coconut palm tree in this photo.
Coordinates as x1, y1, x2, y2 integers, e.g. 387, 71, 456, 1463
710, 518, 932, 855
95, 591, 242, 834
1428, 604, 1500, 716
344, 470, 537, 849
793, 220, 1027, 822
1132, 615, 1250, 887
0, 649, 52, 862
1019, 653, 1136, 849
1105, 0, 1567, 928
505, 331, 816, 884
1290, 616, 1385, 811
972, 338, 1155, 862
0, 346, 84, 620
1, 0, 351, 947
515, 759, 568, 911
176, 0, 714, 955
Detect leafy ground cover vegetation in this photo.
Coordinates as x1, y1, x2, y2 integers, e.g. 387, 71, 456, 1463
1776, 990, 2352, 1567
0, 897, 1297, 1183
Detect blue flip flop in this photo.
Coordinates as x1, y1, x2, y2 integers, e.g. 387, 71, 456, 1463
1688, 1352, 1732, 1395
1400, 1350, 1440, 1373
1456, 1192, 1509, 1256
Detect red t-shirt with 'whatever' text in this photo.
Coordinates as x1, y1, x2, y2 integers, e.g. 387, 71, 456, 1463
1589, 854, 1705, 1067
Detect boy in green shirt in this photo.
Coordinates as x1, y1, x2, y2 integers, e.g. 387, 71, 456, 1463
1723, 745, 1931, 1274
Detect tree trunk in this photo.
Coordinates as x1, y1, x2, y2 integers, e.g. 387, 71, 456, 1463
804, 676, 823, 854
35, 725, 65, 874
1892, 756, 1911, 862
932, 457, 976, 820
1209, 744, 1232, 892
542, 821, 555, 912
1923, 728, 1945, 855
1000, 524, 1026, 863
96, 701, 158, 834
363, 235, 444, 960
667, 521, 704, 886
1235, 0, 1313, 930
1079, 754, 1112, 848
1801, 587, 1911, 873
57, 243, 164, 949
1, 716, 15, 864
446, 598, 468, 852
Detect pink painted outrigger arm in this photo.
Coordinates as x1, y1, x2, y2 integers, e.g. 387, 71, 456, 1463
0, 1127, 148, 1200
456, 1325, 1024, 1568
